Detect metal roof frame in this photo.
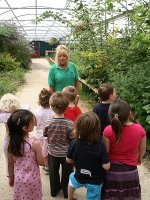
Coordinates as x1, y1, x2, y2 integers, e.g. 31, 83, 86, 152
0, 0, 148, 42
0, 0, 72, 42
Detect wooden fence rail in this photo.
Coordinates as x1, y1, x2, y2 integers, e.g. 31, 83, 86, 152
79, 78, 98, 95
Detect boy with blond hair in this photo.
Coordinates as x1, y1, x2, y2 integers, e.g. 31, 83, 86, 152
62, 86, 82, 122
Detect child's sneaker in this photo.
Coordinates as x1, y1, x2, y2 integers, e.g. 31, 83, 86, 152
44, 166, 49, 175
45, 171, 49, 175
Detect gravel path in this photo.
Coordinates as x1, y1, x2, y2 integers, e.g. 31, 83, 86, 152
0, 58, 149, 200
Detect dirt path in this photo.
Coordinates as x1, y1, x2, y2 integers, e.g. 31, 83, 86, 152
0, 58, 150, 199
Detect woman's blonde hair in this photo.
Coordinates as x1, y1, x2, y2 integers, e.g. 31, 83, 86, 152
55, 45, 69, 65
0, 93, 21, 113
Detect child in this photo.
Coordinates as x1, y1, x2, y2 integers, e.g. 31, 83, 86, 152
93, 83, 116, 134
34, 88, 54, 174
7, 109, 44, 200
62, 86, 82, 122
0, 94, 21, 176
103, 100, 146, 199
44, 92, 74, 198
66, 112, 110, 200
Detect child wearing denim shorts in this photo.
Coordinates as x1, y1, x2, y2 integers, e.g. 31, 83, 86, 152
66, 112, 110, 200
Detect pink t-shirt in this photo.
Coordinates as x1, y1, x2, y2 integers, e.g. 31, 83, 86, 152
103, 124, 146, 166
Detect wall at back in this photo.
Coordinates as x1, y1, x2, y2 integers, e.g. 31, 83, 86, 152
30, 41, 58, 58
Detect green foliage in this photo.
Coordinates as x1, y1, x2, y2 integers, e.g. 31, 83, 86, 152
108, 61, 150, 127
49, 37, 59, 46
0, 23, 31, 69
70, 50, 108, 86
146, 139, 150, 151
0, 69, 26, 97
0, 23, 28, 98
36, 10, 72, 27
143, 86, 150, 125
106, 31, 150, 136
7, 37, 31, 68
37, 0, 107, 51
129, 2, 150, 34
0, 53, 20, 71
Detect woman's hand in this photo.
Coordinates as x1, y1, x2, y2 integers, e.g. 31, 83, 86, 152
49, 57, 55, 63
47, 57, 55, 63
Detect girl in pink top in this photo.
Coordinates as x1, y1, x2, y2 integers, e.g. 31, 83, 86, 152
103, 100, 146, 200
7, 109, 44, 200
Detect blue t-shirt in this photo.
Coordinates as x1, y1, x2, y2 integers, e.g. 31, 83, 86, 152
93, 103, 110, 133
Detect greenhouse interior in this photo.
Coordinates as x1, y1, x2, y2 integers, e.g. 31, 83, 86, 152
0, 0, 150, 142
0, 1, 150, 200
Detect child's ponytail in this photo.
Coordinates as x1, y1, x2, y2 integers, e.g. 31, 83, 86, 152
111, 114, 122, 142
109, 100, 131, 142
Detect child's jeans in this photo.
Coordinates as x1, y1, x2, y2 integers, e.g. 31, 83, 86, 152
69, 172, 103, 200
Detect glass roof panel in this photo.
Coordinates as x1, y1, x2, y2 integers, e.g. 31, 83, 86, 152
0, 0, 148, 42
0, 0, 71, 41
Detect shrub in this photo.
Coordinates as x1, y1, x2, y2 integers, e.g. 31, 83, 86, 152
70, 50, 108, 86
8, 39, 31, 69
0, 53, 20, 71
0, 23, 31, 69
0, 69, 26, 97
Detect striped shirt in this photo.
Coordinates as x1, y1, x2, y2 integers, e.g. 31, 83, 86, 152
44, 118, 74, 157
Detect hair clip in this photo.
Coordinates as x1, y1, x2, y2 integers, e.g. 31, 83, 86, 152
41, 95, 46, 98
114, 114, 119, 118
17, 118, 21, 125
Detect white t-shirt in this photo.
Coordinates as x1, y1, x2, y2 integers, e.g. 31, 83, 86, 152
0, 104, 31, 138
34, 107, 54, 138
0, 113, 11, 123
0, 104, 31, 123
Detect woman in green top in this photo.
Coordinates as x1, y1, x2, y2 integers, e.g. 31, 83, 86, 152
48, 45, 79, 95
